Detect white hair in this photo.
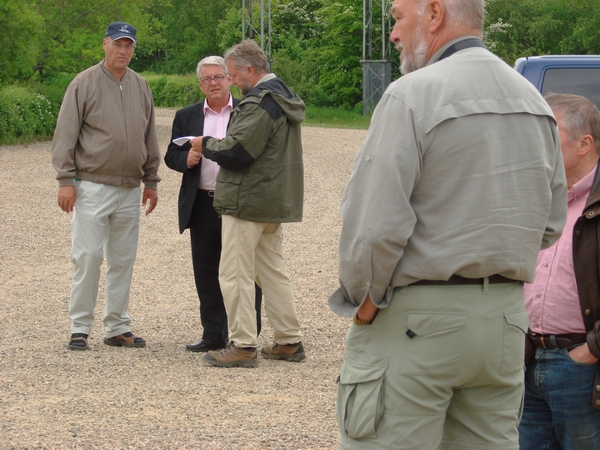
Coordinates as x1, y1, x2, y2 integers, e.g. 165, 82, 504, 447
196, 56, 228, 80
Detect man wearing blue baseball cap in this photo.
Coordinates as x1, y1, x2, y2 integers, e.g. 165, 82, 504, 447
105, 22, 137, 42
52, 22, 161, 351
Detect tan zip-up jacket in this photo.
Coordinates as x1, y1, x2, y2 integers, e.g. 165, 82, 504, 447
52, 61, 161, 189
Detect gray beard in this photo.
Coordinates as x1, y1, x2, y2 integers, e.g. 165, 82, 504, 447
240, 80, 254, 96
400, 30, 429, 75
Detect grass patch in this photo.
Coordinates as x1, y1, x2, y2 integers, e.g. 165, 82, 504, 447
304, 106, 371, 129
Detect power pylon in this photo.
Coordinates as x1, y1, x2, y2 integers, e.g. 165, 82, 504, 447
242, 0, 272, 66
362, 0, 393, 114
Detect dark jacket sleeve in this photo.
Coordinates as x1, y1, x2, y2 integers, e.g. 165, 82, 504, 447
588, 321, 600, 359
164, 110, 200, 175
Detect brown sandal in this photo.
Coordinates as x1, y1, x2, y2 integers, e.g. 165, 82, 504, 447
103, 332, 146, 348
68, 333, 90, 351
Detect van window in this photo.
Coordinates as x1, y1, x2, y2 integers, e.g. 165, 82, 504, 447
541, 68, 600, 109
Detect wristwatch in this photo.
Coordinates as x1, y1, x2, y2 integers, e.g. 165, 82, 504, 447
353, 311, 378, 325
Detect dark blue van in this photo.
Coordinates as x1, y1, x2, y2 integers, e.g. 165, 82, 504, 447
514, 55, 600, 108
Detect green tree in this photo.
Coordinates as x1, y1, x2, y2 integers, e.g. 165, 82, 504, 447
33, 0, 151, 79
269, 0, 324, 105
484, 0, 600, 64
0, 0, 43, 84
215, 3, 244, 52
312, 0, 363, 108
143, 0, 236, 74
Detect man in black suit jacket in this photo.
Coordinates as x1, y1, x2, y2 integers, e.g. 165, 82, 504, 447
165, 56, 261, 352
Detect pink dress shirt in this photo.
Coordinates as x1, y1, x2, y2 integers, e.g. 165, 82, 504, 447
198, 95, 233, 190
524, 166, 597, 335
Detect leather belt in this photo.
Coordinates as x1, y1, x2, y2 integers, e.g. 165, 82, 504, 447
528, 331, 587, 349
410, 274, 518, 286
199, 189, 215, 197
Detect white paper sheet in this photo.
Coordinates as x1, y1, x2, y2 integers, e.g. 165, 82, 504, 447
172, 136, 196, 146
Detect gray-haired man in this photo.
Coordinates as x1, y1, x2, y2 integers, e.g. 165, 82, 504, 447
191, 40, 306, 368
328, 0, 567, 448
164, 56, 262, 352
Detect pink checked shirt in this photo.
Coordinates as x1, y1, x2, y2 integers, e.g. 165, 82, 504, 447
198, 95, 233, 190
524, 166, 597, 335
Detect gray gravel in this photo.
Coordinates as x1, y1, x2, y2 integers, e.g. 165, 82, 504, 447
0, 108, 367, 449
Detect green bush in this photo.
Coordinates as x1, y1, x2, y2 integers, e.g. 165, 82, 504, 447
143, 73, 204, 107
0, 85, 56, 145
0, 72, 370, 146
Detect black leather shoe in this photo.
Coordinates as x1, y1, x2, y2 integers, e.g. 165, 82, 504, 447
186, 339, 227, 352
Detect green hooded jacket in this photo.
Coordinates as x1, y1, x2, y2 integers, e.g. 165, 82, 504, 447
202, 75, 305, 223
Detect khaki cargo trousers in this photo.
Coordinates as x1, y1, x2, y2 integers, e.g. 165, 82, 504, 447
338, 281, 528, 450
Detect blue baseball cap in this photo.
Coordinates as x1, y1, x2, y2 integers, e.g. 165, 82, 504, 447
105, 22, 137, 42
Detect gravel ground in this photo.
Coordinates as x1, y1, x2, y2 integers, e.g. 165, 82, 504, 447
0, 108, 368, 449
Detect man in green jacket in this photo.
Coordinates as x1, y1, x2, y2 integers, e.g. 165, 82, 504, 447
190, 40, 305, 368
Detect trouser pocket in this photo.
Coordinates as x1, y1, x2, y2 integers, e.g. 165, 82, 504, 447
500, 311, 529, 375
337, 357, 388, 440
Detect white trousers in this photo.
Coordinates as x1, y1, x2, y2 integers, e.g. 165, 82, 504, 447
219, 215, 302, 348
69, 180, 140, 338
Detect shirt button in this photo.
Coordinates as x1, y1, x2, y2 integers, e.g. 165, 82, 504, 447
575, 230, 582, 236
585, 309, 592, 316
366, 282, 371, 287
365, 156, 371, 162
543, 263, 548, 268
596, 399, 600, 407
536, 294, 541, 298
596, 384, 600, 392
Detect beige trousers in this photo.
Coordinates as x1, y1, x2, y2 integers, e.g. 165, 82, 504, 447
219, 215, 302, 348
70, 180, 140, 338
338, 281, 528, 450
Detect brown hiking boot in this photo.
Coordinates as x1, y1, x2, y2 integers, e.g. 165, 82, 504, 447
261, 342, 306, 362
203, 342, 258, 368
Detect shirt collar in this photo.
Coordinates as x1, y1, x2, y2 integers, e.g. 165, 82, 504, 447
427, 36, 484, 66
256, 73, 277, 87
568, 164, 597, 203
203, 93, 233, 114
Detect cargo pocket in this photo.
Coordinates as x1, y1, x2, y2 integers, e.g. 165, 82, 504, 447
215, 172, 244, 211
500, 311, 529, 375
337, 357, 388, 440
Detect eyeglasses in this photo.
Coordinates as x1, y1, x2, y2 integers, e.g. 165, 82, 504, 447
112, 42, 135, 51
200, 75, 226, 85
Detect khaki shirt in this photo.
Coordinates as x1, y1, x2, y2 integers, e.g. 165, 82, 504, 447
329, 37, 567, 317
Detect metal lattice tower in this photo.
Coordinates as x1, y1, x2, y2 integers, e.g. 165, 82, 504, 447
362, 0, 393, 114
242, 0, 272, 66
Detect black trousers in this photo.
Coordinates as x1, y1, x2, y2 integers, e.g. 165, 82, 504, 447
188, 190, 262, 343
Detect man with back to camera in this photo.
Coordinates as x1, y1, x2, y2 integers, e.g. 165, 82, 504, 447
188, 40, 306, 368
328, 0, 567, 448
164, 56, 262, 352
52, 22, 160, 351
519, 93, 600, 449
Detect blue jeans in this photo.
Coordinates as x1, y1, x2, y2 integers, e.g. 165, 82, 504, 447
519, 346, 600, 450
